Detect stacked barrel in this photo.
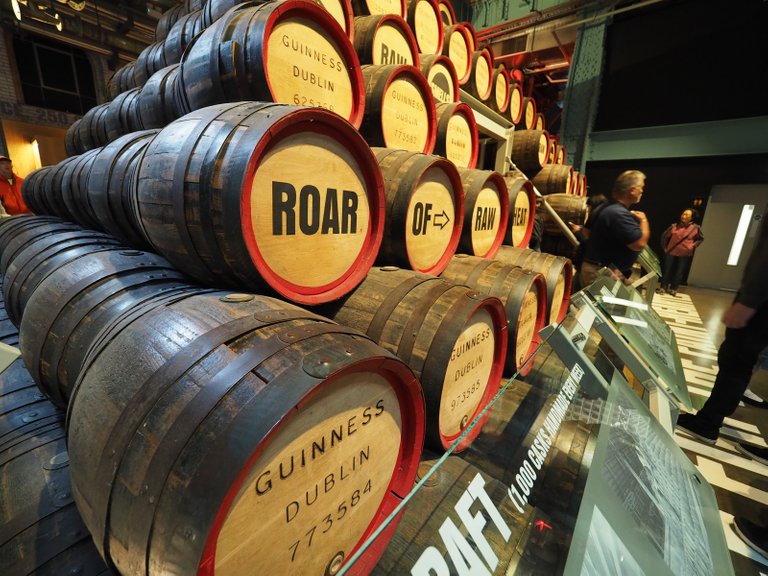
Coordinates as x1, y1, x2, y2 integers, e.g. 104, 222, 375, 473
2, 1, 580, 573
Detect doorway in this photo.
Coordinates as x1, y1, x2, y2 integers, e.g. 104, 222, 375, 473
688, 185, 768, 291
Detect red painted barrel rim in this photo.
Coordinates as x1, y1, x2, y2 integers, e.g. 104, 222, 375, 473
493, 64, 510, 113
446, 24, 473, 84
461, 21, 477, 51
406, 156, 464, 276
370, 13, 422, 68
440, 295, 507, 452
376, 65, 438, 154
408, 0, 444, 55
508, 82, 524, 125
437, 0, 455, 25
473, 48, 494, 100
420, 54, 460, 103
475, 171, 509, 260
198, 355, 425, 576
261, 0, 366, 129
239, 107, 385, 305
437, 101, 478, 170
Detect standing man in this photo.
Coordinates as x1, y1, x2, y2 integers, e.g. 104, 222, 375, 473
676, 212, 768, 445
579, 170, 650, 287
0, 155, 30, 215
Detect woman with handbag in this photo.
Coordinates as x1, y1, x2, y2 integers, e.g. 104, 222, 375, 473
658, 208, 704, 295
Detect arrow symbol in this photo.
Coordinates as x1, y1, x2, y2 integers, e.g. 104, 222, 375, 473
534, 520, 552, 533
433, 210, 450, 230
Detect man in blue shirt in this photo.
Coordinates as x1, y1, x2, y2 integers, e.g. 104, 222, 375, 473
578, 170, 650, 287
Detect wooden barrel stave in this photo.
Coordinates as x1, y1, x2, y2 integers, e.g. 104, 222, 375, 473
67, 291, 424, 575
541, 193, 588, 235
353, 14, 419, 66
531, 164, 574, 195
510, 129, 549, 175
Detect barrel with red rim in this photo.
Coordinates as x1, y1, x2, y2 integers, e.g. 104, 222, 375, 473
135, 101, 385, 305
372, 147, 463, 275
508, 81, 523, 125
320, 266, 507, 452
503, 169, 536, 248
464, 48, 493, 100
66, 291, 425, 576
510, 129, 550, 176
359, 64, 437, 153
419, 54, 459, 103
531, 163, 574, 195
457, 169, 509, 259
406, 0, 442, 55
433, 101, 478, 169
491, 63, 510, 114
441, 254, 546, 375
441, 24, 472, 84
351, 0, 406, 16
177, 0, 366, 128
353, 14, 419, 66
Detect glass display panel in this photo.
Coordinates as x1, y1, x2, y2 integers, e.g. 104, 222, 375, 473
638, 245, 662, 278
340, 314, 730, 575
583, 273, 691, 410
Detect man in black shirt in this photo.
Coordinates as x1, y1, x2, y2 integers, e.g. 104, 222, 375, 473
579, 170, 650, 287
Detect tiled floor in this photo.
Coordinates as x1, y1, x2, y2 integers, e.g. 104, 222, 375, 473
653, 286, 768, 574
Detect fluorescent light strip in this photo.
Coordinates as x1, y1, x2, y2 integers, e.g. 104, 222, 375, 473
727, 204, 754, 266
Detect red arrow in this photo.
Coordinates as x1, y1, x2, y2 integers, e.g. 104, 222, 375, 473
534, 520, 552, 533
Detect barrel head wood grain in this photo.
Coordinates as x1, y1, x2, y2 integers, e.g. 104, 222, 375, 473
407, 0, 442, 55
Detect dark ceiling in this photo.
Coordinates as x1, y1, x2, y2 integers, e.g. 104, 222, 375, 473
0, 0, 184, 65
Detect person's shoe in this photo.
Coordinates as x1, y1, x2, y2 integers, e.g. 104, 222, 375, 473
735, 443, 768, 465
742, 389, 768, 408
656, 287, 666, 294
734, 516, 768, 559
668, 289, 677, 296
675, 413, 718, 445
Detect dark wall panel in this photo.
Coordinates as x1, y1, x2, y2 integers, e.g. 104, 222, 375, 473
596, 0, 768, 130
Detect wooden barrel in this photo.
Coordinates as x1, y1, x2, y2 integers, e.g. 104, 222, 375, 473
104, 87, 144, 143
457, 169, 509, 259
2, 224, 124, 327
19, 247, 194, 408
359, 64, 437, 153
441, 254, 546, 375
520, 96, 537, 130
372, 148, 463, 275
541, 193, 588, 235
437, 0, 455, 25
64, 118, 84, 156
0, 370, 111, 576
419, 54, 459, 103
571, 169, 581, 195
319, 266, 507, 451
534, 112, 545, 131
405, 0, 442, 55
462, 21, 477, 51
547, 136, 557, 164
579, 172, 587, 196
41, 160, 81, 222
155, 3, 186, 41
0, 216, 71, 274
433, 101, 478, 169
136, 101, 385, 305
531, 163, 574, 195
508, 80, 523, 125
87, 129, 159, 248
350, 0, 406, 16
510, 129, 549, 175
314, 0, 356, 39
555, 143, 567, 164
491, 63, 510, 114
441, 24, 472, 84
107, 62, 138, 100
177, 0, 366, 128
59, 148, 103, 231
494, 245, 573, 323
19, 166, 54, 217
162, 8, 205, 64
463, 48, 493, 101
353, 14, 419, 66
539, 234, 579, 263
133, 41, 170, 87
66, 291, 424, 575
503, 169, 536, 248
137, 64, 182, 129
76, 103, 110, 153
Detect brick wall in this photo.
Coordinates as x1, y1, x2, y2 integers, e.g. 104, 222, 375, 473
0, 27, 18, 102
